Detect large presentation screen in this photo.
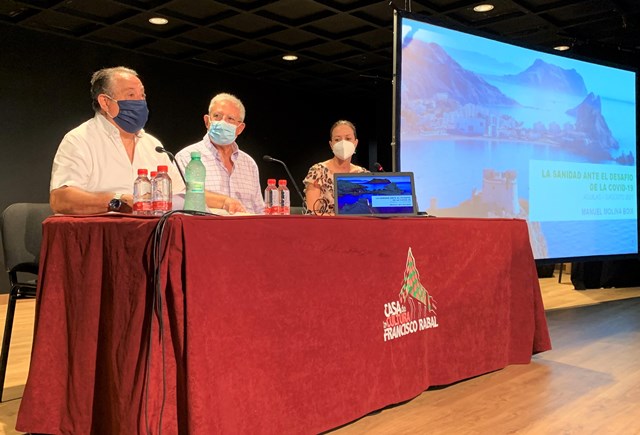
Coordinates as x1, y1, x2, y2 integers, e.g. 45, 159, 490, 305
397, 12, 638, 261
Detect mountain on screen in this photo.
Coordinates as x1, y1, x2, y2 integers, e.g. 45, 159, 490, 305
567, 92, 619, 152
402, 40, 518, 106
502, 59, 588, 96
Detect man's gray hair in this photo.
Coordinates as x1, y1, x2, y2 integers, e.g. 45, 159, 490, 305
90, 66, 139, 113
208, 93, 246, 122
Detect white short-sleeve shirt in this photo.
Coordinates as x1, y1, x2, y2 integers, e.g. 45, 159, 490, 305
50, 113, 185, 194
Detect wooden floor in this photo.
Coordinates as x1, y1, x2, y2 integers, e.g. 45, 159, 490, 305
1, 270, 640, 435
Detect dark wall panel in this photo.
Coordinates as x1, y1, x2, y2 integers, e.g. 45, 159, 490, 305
0, 23, 393, 293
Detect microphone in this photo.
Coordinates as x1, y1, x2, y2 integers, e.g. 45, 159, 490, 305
155, 146, 186, 184
262, 155, 305, 205
372, 162, 384, 172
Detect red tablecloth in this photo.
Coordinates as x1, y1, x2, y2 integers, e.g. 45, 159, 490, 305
17, 214, 551, 434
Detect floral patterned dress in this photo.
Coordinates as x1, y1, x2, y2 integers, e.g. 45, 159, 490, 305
303, 162, 368, 215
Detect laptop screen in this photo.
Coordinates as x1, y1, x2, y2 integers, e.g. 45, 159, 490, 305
333, 172, 418, 216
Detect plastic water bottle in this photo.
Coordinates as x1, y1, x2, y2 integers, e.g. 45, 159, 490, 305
133, 168, 152, 215
277, 179, 290, 215
183, 151, 207, 212
152, 165, 172, 215
264, 178, 278, 215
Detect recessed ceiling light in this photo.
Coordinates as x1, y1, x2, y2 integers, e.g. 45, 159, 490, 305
282, 54, 298, 61
473, 4, 494, 13
149, 17, 168, 25
554, 45, 571, 51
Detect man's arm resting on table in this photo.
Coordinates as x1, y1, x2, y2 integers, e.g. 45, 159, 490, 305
50, 186, 133, 215
205, 191, 246, 214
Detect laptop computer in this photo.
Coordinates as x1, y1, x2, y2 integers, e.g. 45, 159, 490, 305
333, 172, 419, 217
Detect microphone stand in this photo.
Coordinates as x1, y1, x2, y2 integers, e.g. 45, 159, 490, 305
263, 155, 305, 206
155, 146, 186, 184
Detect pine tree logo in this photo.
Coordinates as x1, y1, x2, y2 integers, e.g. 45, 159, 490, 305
399, 248, 436, 315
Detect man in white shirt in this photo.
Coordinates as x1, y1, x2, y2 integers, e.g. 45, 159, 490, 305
49, 66, 245, 214
175, 93, 264, 215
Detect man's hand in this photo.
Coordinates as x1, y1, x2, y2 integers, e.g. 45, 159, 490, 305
120, 194, 134, 213
51, 187, 135, 215
222, 197, 246, 214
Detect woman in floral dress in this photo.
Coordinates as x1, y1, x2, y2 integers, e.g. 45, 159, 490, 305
303, 120, 368, 215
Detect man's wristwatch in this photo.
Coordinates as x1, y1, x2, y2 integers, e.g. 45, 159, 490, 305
108, 193, 123, 212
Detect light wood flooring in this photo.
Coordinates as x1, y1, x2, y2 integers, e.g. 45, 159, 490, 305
1, 269, 640, 435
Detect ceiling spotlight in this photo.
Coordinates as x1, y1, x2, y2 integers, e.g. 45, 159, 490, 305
149, 17, 168, 25
282, 54, 298, 61
554, 45, 571, 51
473, 4, 494, 13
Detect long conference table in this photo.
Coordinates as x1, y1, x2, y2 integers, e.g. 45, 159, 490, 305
17, 214, 551, 434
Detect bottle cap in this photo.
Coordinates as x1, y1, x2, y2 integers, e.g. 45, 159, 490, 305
137, 168, 148, 175
157, 165, 168, 172
267, 178, 276, 184
150, 171, 157, 178
278, 179, 287, 186
191, 151, 201, 159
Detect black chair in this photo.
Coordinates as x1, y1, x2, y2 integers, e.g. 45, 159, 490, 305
0, 202, 52, 402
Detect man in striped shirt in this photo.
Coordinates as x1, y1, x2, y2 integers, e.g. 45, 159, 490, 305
175, 93, 265, 214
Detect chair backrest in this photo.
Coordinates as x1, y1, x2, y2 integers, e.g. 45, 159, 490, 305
1, 203, 52, 273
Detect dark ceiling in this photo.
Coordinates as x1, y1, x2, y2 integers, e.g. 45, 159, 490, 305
2, 0, 639, 92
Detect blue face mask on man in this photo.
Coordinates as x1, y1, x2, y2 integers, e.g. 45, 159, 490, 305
207, 120, 237, 146
105, 96, 149, 133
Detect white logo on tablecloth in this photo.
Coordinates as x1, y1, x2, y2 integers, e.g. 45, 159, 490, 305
383, 247, 438, 342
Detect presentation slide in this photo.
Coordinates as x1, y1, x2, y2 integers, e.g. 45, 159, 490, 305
397, 14, 638, 260
335, 174, 416, 215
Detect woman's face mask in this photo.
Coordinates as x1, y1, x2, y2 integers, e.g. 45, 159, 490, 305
332, 140, 356, 160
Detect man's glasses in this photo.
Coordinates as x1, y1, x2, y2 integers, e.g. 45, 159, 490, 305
210, 112, 242, 125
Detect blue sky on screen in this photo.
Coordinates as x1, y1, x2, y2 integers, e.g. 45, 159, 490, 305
403, 21, 636, 102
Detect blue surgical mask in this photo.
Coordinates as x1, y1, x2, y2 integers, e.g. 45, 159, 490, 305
106, 96, 149, 133
208, 120, 237, 146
